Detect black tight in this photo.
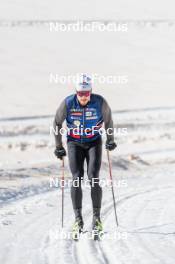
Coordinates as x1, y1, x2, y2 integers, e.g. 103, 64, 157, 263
67, 138, 102, 210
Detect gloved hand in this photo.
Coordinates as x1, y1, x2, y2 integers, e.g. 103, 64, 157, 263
105, 141, 117, 151
54, 146, 66, 160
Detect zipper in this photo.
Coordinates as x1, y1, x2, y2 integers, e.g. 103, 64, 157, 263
81, 107, 85, 143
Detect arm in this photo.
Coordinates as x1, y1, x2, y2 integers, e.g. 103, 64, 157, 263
101, 98, 115, 144
53, 99, 67, 148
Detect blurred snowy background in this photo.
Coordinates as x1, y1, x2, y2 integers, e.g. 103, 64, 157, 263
0, 1, 175, 263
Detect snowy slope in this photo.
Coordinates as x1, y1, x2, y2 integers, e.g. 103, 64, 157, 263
0, 0, 175, 20
0, 1, 175, 263
0, 107, 175, 263
1, 23, 175, 118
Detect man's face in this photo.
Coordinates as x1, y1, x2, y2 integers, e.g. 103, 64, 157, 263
76, 91, 91, 106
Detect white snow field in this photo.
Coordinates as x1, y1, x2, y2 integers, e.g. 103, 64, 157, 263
1, 1, 175, 263
0, 0, 175, 20
0, 107, 175, 264
1, 22, 175, 117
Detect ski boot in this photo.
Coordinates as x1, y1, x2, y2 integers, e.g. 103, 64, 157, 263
72, 209, 84, 241
92, 208, 103, 240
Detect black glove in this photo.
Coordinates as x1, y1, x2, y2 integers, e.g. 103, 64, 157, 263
54, 146, 66, 160
105, 141, 117, 151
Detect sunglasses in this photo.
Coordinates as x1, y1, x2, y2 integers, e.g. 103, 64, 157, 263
77, 91, 91, 97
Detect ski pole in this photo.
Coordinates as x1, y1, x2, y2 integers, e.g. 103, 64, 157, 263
106, 149, 119, 227
61, 157, 65, 228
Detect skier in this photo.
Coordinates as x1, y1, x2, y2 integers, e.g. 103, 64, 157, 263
53, 74, 117, 239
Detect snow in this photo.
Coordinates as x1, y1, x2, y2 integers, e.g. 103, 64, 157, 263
1, 23, 175, 117
1, 107, 175, 263
1, 1, 175, 263
0, 0, 175, 20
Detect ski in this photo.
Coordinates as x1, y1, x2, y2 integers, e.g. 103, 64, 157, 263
92, 229, 104, 241
72, 220, 83, 241
92, 218, 104, 241
72, 230, 82, 241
